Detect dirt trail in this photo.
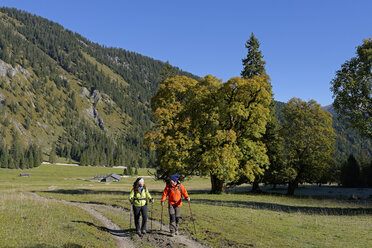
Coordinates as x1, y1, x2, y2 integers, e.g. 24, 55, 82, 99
29, 192, 208, 248
70, 203, 136, 248
94, 204, 208, 248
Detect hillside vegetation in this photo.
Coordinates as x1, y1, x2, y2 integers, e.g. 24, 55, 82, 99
0, 7, 196, 168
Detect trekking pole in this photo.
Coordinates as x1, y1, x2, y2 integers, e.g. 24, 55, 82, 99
188, 201, 197, 235
160, 203, 164, 231
129, 203, 132, 230
151, 200, 153, 232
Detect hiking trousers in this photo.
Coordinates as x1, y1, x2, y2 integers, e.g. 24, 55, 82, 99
168, 204, 181, 234
133, 205, 148, 232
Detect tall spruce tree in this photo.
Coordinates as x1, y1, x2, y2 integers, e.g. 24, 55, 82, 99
239, 33, 281, 192
241, 33, 266, 79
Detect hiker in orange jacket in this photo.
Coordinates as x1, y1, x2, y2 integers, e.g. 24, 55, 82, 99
160, 174, 190, 236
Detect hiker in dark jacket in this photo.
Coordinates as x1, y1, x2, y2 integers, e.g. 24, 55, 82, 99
160, 174, 190, 236
129, 177, 153, 236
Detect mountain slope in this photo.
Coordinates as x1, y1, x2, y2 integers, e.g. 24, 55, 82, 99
0, 7, 196, 167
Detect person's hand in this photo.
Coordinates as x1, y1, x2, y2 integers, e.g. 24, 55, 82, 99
161, 201, 164, 206
130, 198, 134, 204
151, 198, 154, 203
186, 197, 190, 202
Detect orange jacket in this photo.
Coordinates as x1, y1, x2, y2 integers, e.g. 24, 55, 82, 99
161, 183, 189, 207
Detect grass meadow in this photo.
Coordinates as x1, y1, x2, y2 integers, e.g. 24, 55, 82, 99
1, 165, 372, 247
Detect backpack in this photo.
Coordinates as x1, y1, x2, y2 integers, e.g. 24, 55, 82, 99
168, 184, 181, 194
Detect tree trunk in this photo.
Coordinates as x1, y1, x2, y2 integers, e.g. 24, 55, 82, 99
287, 178, 299, 195
210, 174, 224, 194
251, 180, 262, 193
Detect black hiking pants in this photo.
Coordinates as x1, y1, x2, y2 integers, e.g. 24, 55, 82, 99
133, 205, 148, 232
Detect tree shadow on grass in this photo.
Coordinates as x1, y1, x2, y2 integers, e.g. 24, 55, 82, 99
34, 189, 130, 207
21, 243, 82, 248
72, 220, 132, 238
21, 245, 57, 248
191, 198, 372, 216
39, 189, 125, 195
37, 188, 213, 198
73, 221, 175, 238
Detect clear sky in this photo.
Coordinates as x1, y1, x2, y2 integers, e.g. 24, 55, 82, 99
1, 0, 371, 106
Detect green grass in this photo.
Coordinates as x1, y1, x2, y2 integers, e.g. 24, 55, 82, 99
185, 193, 372, 247
0, 164, 152, 191
1, 165, 372, 247
0, 192, 116, 248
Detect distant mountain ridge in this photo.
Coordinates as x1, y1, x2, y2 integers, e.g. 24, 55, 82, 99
0, 7, 370, 168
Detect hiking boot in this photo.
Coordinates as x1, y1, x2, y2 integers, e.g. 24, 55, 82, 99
137, 230, 142, 237
141, 230, 147, 235
171, 232, 176, 237
175, 230, 179, 235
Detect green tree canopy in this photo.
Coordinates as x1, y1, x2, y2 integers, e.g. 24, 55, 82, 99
145, 75, 273, 193
330, 38, 372, 138
281, 98, 336, 195
145, 76, 199, 179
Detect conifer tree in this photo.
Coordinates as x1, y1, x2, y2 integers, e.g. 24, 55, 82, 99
241, 33, 266, 79
367, 161, 372, 187
360, 160, 372, 187
340, 154, 361, 187
8, 157, 15, 169
0, 143, 8, 168
49, 143, 56, 164
28, 149, 34, 168
34, 145, 43, 167
80, 151, 88, 166
107, 151, 114, 167
128, 165, 133, 176
2, 151, 8, 169
239, 33, 281, 192
160, 61, 177, 81
10, 131, 22, 169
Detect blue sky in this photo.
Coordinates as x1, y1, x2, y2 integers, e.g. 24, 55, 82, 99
1, 0, 371, 106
